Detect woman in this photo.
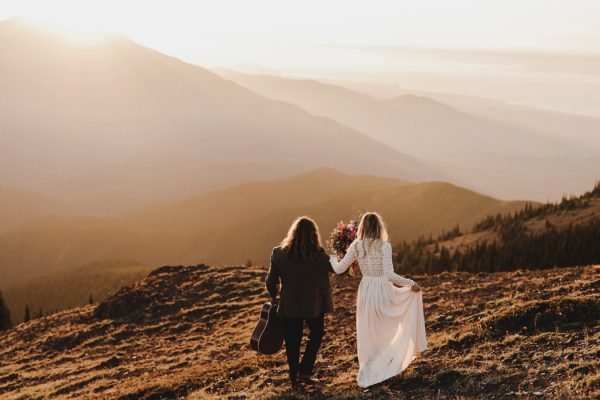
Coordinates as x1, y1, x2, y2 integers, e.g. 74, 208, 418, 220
329, 212, 427, 388
265, 216, 334, 388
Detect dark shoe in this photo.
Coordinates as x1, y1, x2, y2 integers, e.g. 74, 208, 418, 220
298, 373, 320, 385
290, 381, 305, 394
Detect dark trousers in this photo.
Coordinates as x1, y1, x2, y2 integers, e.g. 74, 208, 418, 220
283, 314, 325, 382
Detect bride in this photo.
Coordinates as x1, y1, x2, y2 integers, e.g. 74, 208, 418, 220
329, 212, 427, 388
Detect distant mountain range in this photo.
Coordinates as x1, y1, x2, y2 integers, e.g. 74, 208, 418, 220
0, 18, 441, 214
219, 70, 600, 201
0, 169, 528, 288
2, 16, 598, 209
336, 82, 600, 151
218, 70, 578, 158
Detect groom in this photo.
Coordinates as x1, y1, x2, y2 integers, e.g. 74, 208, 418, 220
265, 217, 334, 388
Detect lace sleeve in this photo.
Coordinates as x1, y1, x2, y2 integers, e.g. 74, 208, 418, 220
329, 241, 358, 274
383, 242, 415, 286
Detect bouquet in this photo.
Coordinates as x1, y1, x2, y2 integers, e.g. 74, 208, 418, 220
329, 220, 360, 275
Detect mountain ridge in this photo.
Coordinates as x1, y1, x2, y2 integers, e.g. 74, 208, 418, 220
219, 70, 600, 201
218, 69, 587, 158
0, 169, 529, 289
0, 18, 441, 214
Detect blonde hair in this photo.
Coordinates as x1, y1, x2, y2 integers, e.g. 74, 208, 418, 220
356, 212, 389, 256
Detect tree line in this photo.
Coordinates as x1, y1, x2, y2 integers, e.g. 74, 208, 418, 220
0, 292, 95, 332
394, 181, 600, 275
473, 181, 600, 233
0, 291, 10, 331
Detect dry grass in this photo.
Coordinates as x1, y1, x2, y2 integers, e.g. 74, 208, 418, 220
0, 264, 598, 399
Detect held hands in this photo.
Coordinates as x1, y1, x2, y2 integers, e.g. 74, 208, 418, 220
411, 284, 421, 292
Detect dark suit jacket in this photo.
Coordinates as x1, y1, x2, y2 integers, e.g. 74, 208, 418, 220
265, 246, 334, 319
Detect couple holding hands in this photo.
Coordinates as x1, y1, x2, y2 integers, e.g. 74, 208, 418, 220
265, 212, 427, 390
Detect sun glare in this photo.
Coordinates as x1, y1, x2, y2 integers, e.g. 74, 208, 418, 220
8, 3, 118, 42
39, 14, 105, 34
2, 0, 599, 115
33, 21, 108, 44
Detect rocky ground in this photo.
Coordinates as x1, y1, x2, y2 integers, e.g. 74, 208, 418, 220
0, 264, 598, 399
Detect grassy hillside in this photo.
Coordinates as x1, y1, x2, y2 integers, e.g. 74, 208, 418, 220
0, 263, 597, 399
395, 182, 600, 274
2, 260, 152, 323
0, 170, 528, 286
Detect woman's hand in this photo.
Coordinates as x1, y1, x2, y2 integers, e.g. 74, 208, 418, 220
411, 284, 421, 292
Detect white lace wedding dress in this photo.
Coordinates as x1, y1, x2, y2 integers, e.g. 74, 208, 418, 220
330, 240, 427, 388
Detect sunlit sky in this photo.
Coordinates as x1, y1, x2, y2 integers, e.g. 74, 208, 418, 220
2, 0, 600, 115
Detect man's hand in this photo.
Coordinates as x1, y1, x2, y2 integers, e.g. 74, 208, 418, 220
411, 284, 421, 292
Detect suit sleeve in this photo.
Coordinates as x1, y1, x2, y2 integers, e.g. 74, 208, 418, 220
265, 248, 280, 298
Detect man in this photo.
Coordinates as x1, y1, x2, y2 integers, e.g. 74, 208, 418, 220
265, 216, 334, 388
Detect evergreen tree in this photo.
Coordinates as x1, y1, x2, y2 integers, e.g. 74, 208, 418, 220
393, 186, 600, 275
88, 293, 94, 305
0, 291, 11, 331
438, 247, 450, 271
24, 304, 31, 323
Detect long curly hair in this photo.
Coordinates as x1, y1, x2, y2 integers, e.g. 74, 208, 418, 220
281, 216, 323, 262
